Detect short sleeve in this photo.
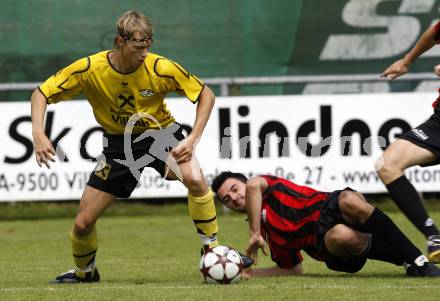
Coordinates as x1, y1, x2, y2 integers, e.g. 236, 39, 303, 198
154, 58, 205, 103
39, 57, 89, 104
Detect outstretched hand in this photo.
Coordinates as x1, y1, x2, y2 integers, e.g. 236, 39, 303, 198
245, 234, 268, 265
380, 59, 409, 80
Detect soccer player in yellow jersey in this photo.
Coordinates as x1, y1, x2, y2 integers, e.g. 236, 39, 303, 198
30, 10, 244, 283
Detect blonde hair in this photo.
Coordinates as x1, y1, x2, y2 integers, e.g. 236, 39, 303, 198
115, 10, 153, 44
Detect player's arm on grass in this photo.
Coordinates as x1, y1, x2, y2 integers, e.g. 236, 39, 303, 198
243, 264, 303, 278
31, 88, 55, 168
382, 21, 440, 80
245, 176, 269, 264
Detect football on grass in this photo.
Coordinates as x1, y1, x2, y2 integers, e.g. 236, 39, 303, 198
199, 245, 243, 284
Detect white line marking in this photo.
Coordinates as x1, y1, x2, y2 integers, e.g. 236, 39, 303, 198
2, 284, 440, 292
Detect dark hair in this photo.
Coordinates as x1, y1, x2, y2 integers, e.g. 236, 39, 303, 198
211, 171, 248, 194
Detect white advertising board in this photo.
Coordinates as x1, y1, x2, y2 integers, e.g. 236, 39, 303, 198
1, 92, 440, 201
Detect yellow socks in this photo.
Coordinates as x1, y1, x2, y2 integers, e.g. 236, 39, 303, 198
70, 226, 97, 277
188, 190, 219, 247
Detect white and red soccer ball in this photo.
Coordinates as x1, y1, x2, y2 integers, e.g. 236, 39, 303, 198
199, 245, 243, 284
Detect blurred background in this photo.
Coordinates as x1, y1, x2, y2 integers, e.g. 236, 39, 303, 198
2, 0, 440, 101
2, 3, 440, 297
2, 0, 440, 205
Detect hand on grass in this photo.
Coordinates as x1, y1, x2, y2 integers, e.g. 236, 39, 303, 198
246, 233, 268, 265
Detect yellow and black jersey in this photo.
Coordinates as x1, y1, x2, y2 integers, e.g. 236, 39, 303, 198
39, 51, 205, 134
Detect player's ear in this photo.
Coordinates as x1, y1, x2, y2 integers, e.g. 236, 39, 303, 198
114, 35, 125, 49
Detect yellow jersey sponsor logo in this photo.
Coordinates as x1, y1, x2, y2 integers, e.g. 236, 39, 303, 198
139, 89, 154, 97
116, 93, 135, 109
110, 108, 152, 127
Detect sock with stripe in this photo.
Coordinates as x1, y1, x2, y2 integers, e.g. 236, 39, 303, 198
70, 226, 97, 278
188, 190, 219, 248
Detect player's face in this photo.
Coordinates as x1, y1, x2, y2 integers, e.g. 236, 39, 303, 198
122, 32, 153, 68
217, 178, 247, 213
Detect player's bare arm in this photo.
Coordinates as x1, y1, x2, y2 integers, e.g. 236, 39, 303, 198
245, 177, 269, 264
31, 88, 56, 168
382, 23, 438, 80
171, 85, 215, 164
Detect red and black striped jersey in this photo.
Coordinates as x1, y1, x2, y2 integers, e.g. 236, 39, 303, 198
260, 175, 329, 269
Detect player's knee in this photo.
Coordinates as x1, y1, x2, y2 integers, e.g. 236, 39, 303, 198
339, 191, 372, 222
328, 224, 353, 243
74, 215, 96, 235
375, 155, 400, 180
327, 225, 364, 255
326, 225, 356, 255
328, 225, 359, 246
345, 234, 369, 255
338, 191, 360, 213
374, 155, 385, 173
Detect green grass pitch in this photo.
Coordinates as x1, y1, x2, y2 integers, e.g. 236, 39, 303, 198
1, 203, 440, 301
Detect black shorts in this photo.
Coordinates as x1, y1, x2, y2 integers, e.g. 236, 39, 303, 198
87, 123, 186, 198
315, 188, 367, 273
400, 113, 440, 167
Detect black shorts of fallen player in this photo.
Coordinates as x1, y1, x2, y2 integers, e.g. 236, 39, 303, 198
315, 188, 368, 274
